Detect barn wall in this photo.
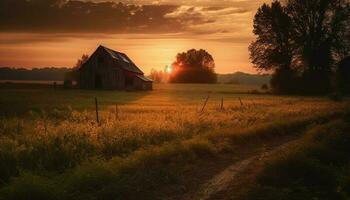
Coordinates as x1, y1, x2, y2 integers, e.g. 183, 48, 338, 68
79, 47, 126, 90
144, 82, 153, 90
133, 77, 152, 91
133, 77, 143, 90
79, 46, 152, 91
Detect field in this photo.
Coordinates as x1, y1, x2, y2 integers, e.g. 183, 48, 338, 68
0, 83, 349, 200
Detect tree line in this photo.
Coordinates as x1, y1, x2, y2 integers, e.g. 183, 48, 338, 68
250, 0, 350, 95
0, 67, 70, 81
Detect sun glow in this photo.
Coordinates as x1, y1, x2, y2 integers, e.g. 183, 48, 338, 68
165, 65, 173, 74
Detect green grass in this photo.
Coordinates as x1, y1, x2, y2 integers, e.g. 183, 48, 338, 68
0, 83, 349, 199
245, 118, 350, 200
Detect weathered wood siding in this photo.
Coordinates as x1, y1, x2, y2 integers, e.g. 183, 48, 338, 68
79, 47, 125, 90
78, 46, 152, 91
134, 77, 152, 90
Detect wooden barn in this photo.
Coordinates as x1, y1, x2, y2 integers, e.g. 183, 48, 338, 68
78, 45, 153, 90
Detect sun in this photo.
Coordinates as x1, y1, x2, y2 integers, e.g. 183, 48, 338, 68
165, 65, 173, 74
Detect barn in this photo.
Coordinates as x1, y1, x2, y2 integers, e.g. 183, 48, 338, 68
78, 45, 153, 90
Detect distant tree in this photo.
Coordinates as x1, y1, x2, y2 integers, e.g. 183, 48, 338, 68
0, 67, 70, 80
74, 54, 89, 69
169, 49, 217, 83
65, 54, 89, 84
149, 69, 166, 83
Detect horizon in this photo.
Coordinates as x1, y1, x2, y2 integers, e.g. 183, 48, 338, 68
0, 66, 271, 76
0, 0, 268, 74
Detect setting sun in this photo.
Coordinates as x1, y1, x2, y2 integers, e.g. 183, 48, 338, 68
165, 65, 173, 74
0, 0, 350, 199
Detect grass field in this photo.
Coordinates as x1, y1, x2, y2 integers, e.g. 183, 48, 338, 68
0, 83, 349, 199
245, 118, 350, 200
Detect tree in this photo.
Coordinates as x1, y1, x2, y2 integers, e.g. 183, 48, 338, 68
169, 49, 217, 83
337, 56, 350, 94
286, 0, 342, 93
64, 54, 89, 84
250, 0, 350, 94
249, 1, 297, 93
149, 69, 166, 83
74, 54, 89, 69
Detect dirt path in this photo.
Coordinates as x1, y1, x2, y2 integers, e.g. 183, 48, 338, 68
187, 139, 299, 200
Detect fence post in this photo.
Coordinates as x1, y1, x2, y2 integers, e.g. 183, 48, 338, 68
115, 104, 119, 121
200, 95, 210, 113
95, 97, 99, 124
221, 98, 224, 110
239, 97, 243, 107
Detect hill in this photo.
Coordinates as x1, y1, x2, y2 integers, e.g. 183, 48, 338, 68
218, 72, 271, 85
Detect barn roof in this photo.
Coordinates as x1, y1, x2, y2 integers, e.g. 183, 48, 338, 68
136, 74, 153, 82
101, 46, 144, 74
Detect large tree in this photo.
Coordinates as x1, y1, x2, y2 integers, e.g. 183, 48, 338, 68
249, 1, 297, 93
250, 0, 350, 94
286, 0, 346, 93
169, 49, 217, 83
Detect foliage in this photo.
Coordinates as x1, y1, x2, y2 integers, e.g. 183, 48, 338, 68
249, 1, 296, 94
148, 68, 167, 83
169, 49, 217, 84
337, 56, 350, 94
64, 54, 89, 83
250, 0, 350, 94
75, 54, 89, 69
0, 67, 70, 81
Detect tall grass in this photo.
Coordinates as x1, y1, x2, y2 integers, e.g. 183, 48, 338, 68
245, 117, 350, 200
0, 87, 349, 199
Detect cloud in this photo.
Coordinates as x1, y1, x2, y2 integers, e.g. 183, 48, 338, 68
0, 0, 264, 36
163, 5, 252, 36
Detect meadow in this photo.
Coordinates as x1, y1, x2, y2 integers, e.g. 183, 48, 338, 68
0, 83, 349, 200
244, 117, 350, 200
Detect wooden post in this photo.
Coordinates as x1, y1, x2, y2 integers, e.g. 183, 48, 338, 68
239, 97, 243, 107
221, 98, 224, 110
95, 97, 99, 124
201, 95, 210, 113
115, 104, 119, 120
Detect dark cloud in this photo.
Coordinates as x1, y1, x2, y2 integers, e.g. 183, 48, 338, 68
0, 0, 224, 33
0, 0, 254, 34
0, 0, 187, 33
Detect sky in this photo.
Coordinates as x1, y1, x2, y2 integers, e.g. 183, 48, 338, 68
0, 0, 268, 74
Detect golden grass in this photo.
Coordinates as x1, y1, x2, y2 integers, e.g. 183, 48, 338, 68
0, 84, 349, 199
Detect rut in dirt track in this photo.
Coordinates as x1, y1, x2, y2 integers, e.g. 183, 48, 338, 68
187, 139, 298, 200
